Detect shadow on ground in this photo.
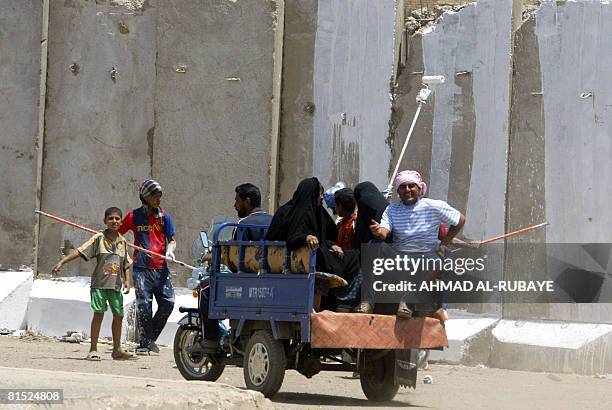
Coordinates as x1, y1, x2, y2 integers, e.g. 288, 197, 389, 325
272, 392, 421, 407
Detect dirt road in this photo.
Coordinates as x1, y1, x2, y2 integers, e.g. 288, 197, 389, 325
0, 335, 610, 409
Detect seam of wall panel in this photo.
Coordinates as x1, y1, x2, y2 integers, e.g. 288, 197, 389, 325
502, 0, 522, 319
33, 0, 50, 276
269, 0, 285, 212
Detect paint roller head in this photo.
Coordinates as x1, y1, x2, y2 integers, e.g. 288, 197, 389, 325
422, 75, 445, 85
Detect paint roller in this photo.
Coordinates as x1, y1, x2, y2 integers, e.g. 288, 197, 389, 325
384, 75, 445, 198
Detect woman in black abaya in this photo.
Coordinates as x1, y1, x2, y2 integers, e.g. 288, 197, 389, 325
352, 181, 390, 249
332, 181, 391, 308
265, 177, 360, 306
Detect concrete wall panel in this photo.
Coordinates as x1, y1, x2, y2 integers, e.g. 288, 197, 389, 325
0, 1, 42, 268
422, 0, 512, 244
506, 1, 612, 323
536, 1, 612, 244
38, 0, 157, 274
277, 0, 317, 204
402, 0, 513, 315
505, 15, 549, 320
391, 35, 435, 192
153, 0, 276, 264
312, 0, 397, 189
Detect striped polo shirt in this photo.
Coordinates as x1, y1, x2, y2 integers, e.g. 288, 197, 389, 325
380, 198, 461, 253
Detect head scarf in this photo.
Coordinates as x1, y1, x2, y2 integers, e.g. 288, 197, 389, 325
323, 181, 347, 211
393, 170, 427, 197
353, 182, 390, 248
139, 179, 162, 201
139, 179, 164, 221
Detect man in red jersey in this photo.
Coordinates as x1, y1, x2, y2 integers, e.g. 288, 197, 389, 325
119, 179, 176, 355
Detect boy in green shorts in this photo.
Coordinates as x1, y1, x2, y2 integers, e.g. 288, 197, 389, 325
52, 207, 135, 361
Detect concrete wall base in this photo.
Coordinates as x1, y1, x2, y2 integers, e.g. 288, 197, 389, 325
27, 277, 135, 341
0, 270, 34, 331
429, 309, 499, 365
490, 319, 612, 375
23, 281, 222, 347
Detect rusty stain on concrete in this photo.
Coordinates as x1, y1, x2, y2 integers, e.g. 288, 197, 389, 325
330, 123, 360, 188
118, 20, 129, 34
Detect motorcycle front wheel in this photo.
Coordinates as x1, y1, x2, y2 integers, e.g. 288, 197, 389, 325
173, 326, 225, 381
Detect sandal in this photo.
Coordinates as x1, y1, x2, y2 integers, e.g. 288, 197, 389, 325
353, 302, 373, 314
86, 351, 101, 361
112, 350, 138, 360
396, 302, 413, 319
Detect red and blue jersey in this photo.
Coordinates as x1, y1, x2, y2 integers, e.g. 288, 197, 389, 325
119, 207, 175, 270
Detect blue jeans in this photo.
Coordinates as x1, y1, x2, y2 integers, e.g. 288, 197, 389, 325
133, 267, 175, 349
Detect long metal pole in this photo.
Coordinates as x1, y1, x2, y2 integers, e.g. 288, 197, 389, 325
35, 210, 197, 270
477, 222, 548, 245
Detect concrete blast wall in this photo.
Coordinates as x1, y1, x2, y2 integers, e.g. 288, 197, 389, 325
38, 0, 157, 276
2, 0, 612, 329
278, 0, 401, 203
395, 0, 612, 322
277, 0, 317, 203
1, 0, 278, 275
311, 0, 399, 190
153, 0, 276, 260
505, 1, 612, 323
0, 1, 43, 268
393, 0, 514, 316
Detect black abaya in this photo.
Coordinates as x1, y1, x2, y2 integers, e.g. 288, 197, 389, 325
265, 177, 360, 282
352, 181, 390, 249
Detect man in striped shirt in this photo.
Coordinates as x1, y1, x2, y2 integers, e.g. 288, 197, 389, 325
363, 170, 465, 317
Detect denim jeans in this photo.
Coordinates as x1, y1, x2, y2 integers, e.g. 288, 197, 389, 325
133, 267, 175, 349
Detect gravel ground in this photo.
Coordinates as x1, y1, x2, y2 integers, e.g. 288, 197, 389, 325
0, 335, 610, 409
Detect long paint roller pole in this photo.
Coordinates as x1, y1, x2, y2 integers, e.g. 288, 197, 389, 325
35, 210, 197, 270
385, 103, 423, 198
384, 75, 445, 199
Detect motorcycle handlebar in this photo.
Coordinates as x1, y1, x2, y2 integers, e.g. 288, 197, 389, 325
178, 306, 199, 314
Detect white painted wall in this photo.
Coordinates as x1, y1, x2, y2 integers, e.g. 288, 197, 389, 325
312, 0, 397, 188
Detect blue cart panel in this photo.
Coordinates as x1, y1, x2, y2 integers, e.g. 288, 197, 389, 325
208, 223, 316, 342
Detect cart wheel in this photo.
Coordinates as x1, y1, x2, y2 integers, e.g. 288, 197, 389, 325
243, 330, 286, 398
173, 326, 225, 381
360, 350, 399, 402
